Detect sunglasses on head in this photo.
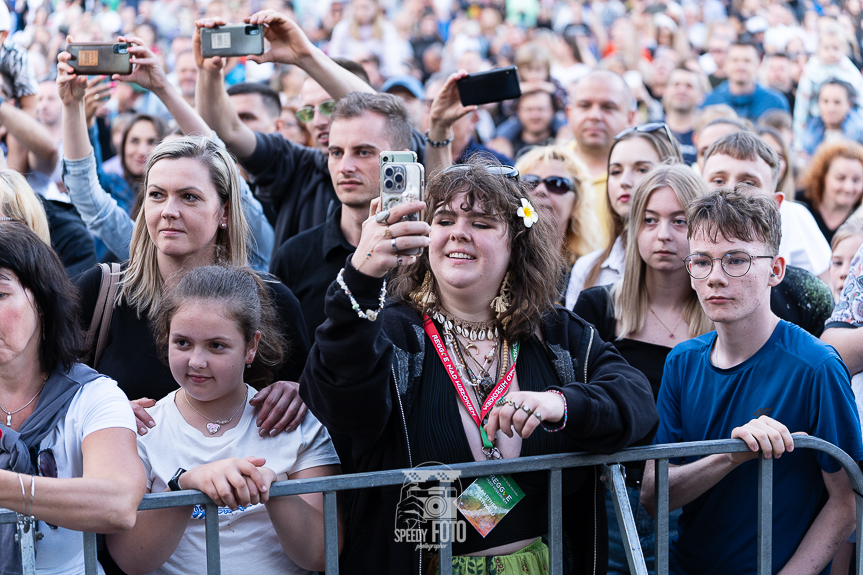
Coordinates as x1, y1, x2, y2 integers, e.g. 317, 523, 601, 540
521, 175, 574, 195
295, 99, 336, 123
614, 122, 681, 157
444, 164, 520, 181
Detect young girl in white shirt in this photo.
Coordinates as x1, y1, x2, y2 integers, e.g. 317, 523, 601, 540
106, 265, 341, 575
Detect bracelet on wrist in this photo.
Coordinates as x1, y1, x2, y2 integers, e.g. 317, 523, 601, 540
337, 268, 387, 321
541, 389, 568, 432
424, 129, 454, 148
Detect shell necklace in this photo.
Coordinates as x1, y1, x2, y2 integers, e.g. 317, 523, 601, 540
430, 308, 498, 343
184, 388, 248, 434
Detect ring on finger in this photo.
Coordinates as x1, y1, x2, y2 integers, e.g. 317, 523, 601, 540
391, 238, 398, 254
534, 411, 542, 421
495, 397, 508, 408
375, 210, 391, 224
521, 405, 533, 415
383, 227, 393, 239
397, 256, 404, 267
506, 400, 520, 410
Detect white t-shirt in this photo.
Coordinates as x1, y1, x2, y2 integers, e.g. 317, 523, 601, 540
137, 385, 340, 575
565, 235, 626, 310
779, 200, 831, 276
35, 376, 137, 575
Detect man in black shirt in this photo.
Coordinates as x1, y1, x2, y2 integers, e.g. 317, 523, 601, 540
270, 92, 414, 340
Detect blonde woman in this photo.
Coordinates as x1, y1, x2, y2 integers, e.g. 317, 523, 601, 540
0, 170, 51, 244
516, 145, 604, 298
328, 0, 405, 77
573, 163, 712, 575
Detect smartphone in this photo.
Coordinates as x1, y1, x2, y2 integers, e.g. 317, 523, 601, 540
456, 66, 521, 106
67, 43, 132, 76
380, 151, 417, 164
380, 159, 424, 254
201, 25, 264, 58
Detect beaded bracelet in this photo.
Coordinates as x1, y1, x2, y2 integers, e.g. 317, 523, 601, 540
337, 268, 387, 321
541, 389, 568, 432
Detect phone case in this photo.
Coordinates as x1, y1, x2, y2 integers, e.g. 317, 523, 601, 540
380, 161, 425, 254
456, 66, 522, 106
380, 151, 418, 164
67, 43, 132, 76
201, 25, 265, 58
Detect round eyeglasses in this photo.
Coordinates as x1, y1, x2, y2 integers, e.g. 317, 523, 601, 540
520, 175, 574, 195
683, 251, 775, 279
295, 99, 336, 123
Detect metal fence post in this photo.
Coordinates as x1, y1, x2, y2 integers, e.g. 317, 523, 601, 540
757, 455, 773, 575
83, 531, 98, 575
603, 464, 647, 575
204, 502, 221, 575
324, 490, 339, 575
654, 459, 669, 575
439, 481, 453, 575
548, 468, 563, 575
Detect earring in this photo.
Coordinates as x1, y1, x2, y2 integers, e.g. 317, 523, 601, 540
221, 223, 227, 229
412, 271, 437, 309
771, 273, 777, 277
490, 271, 512, 316
245, 363, 251, 369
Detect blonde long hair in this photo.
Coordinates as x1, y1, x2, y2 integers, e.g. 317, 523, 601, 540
0, 170, 50, 245
121, 136, 250, 317
515, 145, 604, 264
613, 164, 713, 339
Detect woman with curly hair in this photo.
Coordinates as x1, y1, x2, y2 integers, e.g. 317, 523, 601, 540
301, 161, 657, 574
798, 139, 863, 244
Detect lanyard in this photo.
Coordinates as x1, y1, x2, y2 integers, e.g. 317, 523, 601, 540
423, 315, 519, 452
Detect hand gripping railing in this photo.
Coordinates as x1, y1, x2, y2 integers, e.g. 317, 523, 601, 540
2, 436, 861, 575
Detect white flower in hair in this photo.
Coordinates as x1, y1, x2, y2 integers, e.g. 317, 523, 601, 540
518, 198, 539, 228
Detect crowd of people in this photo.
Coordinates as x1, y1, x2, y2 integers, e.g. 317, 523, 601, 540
3, 0, 863, 573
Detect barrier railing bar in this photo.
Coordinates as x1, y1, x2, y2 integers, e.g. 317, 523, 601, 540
5, 437, 861, 575
205, 502, 220, 575
757, 456, 773, 574
655, 459, 669, 575
439, 480, 453, 575
856, 490, 863, 574
548, 468, 563, 575
324, 490, 339, 575
82, 532, 97, 575
604, 464, 647, 575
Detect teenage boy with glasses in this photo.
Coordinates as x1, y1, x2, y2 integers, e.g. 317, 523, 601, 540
641, 188, 863, 575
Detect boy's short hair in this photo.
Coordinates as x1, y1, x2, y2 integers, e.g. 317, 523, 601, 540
687, 187, 782, 255
702, 131, 781, 190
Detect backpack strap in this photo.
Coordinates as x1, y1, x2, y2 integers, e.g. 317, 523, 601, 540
83, 263, 121, 369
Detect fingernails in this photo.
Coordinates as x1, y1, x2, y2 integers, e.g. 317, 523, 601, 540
148, 420, 155, 427
269, 429, 277, 436
256, 419, 263, 427
139, 427, 148, 435
259, 429, 266, 437
261, 484, 268, 491
110, 82, 116, 87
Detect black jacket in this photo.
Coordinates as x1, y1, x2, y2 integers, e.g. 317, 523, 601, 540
300, 262, 658, 575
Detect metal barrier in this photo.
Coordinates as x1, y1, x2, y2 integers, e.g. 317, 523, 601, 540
2, 435, 861, 575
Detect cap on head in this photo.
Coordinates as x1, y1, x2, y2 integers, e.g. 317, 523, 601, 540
381, 75, 425, 100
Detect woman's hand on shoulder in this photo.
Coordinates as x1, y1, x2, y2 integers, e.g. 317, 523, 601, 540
130, 398, 156, 436
350, 198, 430, 279
250, 380, 308, 436
484, 391, 565, 440
181, 456, 271, 510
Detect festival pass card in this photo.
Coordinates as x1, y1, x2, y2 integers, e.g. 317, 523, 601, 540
455, 474, 525, 537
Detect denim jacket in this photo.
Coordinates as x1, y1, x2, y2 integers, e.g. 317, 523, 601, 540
62, 141, 274, 271
800, 109, 863, 157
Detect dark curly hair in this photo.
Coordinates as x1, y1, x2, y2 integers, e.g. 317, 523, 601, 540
151, 265, 286, 390
391, 160, 562, 343
0, 222, 83, 373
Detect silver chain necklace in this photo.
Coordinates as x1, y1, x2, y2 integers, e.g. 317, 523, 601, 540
0, 375, 49, 426
183, 388, 248, 434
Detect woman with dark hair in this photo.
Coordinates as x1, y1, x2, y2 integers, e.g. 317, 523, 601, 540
574, 164, 712, 574
565, 124, 683, 308
0, 222, 145, 574
798, 139, 863, 244
301, 161, 658, 574
116, 113, 170, 197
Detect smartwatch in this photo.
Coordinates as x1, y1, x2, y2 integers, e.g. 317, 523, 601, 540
168, 468, 187, 491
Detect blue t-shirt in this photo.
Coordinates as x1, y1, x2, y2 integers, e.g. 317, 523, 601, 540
655, 320, 863, 575
702, 81, 790, 121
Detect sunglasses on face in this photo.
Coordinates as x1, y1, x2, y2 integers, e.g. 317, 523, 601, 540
295, 99, 336, 123
521, 175, 574, 195
614, 122, 682, 158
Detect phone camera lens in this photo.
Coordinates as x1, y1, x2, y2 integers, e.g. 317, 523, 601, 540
385, 180, 393, 189
395, 174, 403, 183
385, 167, 394, 177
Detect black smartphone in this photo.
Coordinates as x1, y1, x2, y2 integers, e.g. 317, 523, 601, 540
200, 25, 265, 58
456, 66, 521, 106
67, 43, 132, 76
